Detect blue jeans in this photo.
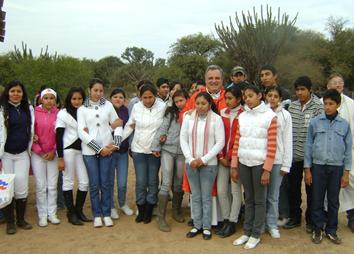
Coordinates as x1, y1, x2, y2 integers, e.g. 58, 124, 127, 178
186, 164, 217, 230
110, 152, 129, 208
311, 164, 343, 234
278, 174, 290, 218
266, 164, 283, 230
132, 152, 160, 205
83, 155, 113, 217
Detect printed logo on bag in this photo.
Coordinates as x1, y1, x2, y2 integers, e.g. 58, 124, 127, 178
0, 179, 9, 190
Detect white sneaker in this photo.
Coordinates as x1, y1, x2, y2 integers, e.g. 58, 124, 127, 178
111, 208, 119, 220
103, 216, 113, 227
233, 235, 250, 246
277, 218, 289, 227
38, 217, 48, 227
244, 237, 260, 250
48, 214, 61, 224
93, 217, 103, 228
120, 205, 133, 216
269, 228, 281, 238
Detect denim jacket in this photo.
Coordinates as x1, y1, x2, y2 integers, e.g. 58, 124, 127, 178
304, 113, 352, 170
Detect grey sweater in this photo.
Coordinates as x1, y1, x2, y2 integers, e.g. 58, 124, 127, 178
151, 113, 183, 155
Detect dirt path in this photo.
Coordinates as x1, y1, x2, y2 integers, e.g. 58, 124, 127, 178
1, 160, 353, 254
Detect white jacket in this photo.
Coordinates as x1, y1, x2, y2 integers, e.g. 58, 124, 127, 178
180, 110, 225, 166
122, 99, 166, 154
0, 105, 35, 158
273, 105, 293, 172
238, 102, 276, 167
55, 109, 80, 149
77, 99, 122, 156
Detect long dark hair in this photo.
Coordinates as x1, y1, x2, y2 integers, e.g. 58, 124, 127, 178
64, 87, 86, 120
0, 80, 32, 131
165, 89, 189, 122
195, 92, 218, 114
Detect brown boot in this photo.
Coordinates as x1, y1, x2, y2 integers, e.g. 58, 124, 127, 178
172, 192, 185, 223
5, 199, 16, 234
157, 194, 170, 232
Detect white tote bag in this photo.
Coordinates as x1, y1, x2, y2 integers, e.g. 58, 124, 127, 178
0, 172, 15, 209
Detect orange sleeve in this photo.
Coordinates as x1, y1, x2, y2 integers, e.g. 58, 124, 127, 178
230, 125, 240, 168
263, 117, 277, 172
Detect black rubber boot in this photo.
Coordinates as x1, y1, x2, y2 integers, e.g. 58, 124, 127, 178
172, 192, 185, 223
219, 221, 236, 238
15, 198, 32, 230
63, 191, 83, 225
157, 194, 170, 232
75, 190, 92, 222
135, 204, 146, 223
144, 203, 155, 224
5, 199, 16, 234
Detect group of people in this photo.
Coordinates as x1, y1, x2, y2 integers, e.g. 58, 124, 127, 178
0, 64, 353, 251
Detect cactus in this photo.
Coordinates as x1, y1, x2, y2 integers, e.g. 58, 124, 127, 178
10, 42, 59, 63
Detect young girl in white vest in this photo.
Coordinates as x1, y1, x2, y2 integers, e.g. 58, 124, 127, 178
231, 84, 277, 249
56, 87, 91, 225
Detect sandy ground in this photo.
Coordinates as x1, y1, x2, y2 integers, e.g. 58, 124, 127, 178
1, 159, 353, 254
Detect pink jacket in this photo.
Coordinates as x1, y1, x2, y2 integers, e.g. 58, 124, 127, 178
31, 105, 59, 155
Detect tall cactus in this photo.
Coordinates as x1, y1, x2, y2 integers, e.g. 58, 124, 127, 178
215, 5, 297, 81
10, 42, 59, 63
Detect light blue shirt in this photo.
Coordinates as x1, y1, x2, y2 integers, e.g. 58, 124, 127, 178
304, 113, 352, 170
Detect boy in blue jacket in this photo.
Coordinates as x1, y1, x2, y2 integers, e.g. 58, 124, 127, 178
304, 89, 352, 244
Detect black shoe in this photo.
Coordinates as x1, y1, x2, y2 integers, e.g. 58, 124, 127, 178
326, 232, 342, 244
4, 199, 16, 234
186, 228, 202, 238
312, 229, 323, 244
348, 220, 354, 233
75, 190, 92, 222
187, 218, 194, 227
306, 224, 314, 234
215, 220, 228, 235
220, 221, 236, 238
135, 204, 146, 223
283, 218, 301, 229
143, 203, 154, 224
202, 229, 212, 240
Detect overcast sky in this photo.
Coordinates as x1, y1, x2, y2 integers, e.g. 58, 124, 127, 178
1, 0, 353, 60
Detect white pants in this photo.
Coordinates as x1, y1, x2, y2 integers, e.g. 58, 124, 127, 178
31, 153, 59, 218
2, 151, 30, 199
62, 149, 89, 191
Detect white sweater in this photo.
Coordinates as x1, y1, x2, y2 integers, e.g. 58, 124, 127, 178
180, 111, 225, 166
273, 105, 293, 172
77, 99, 122, 155
122, 99, 166, 154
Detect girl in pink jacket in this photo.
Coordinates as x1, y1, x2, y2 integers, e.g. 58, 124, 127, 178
31, 88, 60, 227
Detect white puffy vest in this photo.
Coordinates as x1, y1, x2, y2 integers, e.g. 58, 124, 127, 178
238, 102, 276, 167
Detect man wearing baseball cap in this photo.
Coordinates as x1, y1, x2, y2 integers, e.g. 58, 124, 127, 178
227, 66, 247, 90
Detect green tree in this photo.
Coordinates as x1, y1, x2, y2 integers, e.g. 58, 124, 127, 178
168, 33, 221, 82
93, 56, 124, 86
215, 5, 297, 81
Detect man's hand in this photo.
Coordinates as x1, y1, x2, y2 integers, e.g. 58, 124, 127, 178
58, 158, 65, 171
159, 135, 167, 144
304, 168, 312, 186
341, 170, 350, 188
